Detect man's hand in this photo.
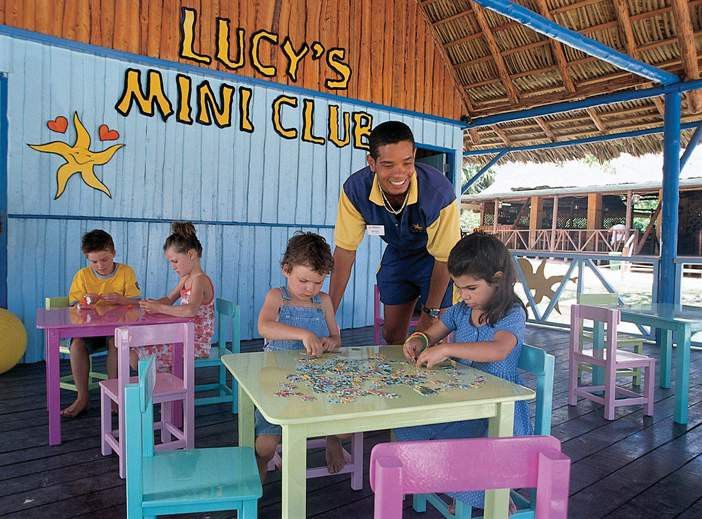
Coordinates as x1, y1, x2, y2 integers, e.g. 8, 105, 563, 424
415, 312, 438, 333
321, 336, 341, 352
101, 293, 128, 305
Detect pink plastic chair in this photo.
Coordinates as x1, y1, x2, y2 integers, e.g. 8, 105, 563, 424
374, 285, 420, 344
370, 436, 571, 519
568, 304, 655, 420
99, 322, 195, 478
267, 433, 364, 489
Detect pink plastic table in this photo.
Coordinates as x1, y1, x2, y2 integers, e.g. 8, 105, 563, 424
35, 305, 191, 446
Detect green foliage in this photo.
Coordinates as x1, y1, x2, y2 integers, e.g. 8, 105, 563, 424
462, 164, 496, 195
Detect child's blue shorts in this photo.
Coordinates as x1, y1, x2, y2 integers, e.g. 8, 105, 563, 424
376, 246, 453, 307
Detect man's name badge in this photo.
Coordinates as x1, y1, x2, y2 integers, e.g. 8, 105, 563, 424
367, 225, 385, 236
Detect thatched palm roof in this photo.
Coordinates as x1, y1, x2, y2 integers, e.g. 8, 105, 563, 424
419, 0, 702, 163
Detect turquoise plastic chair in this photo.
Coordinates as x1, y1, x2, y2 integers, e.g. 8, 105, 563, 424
194, 298, 240, 412
125, 356, 261, 518
412, 344, 555, 519
45, 296, 108, 392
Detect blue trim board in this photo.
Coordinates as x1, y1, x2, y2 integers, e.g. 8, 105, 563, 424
9, 213, 335, 229
472, 0, 677, 86
0, 75, 7, 308
464, 121, 702, 156
461, 150, 507, 194
465, 80, 702, 129
0, 24, 464, 128
680, 123, 702, 171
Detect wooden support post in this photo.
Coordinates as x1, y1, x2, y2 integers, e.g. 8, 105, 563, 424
587, 193, 602, 251
625, 190, 633, 240
529, 196, 543, 249
551, 196, 559, 251
479, 202, 485, 228
493, 200, 499, 233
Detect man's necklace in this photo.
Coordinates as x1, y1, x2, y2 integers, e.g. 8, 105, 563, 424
380, 184, 409, 216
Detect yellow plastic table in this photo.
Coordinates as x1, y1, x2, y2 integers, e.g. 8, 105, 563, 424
222, 345, 535, 519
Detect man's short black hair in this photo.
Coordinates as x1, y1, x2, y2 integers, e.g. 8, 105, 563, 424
81, 229, 115, 254
368, 121, 416, 159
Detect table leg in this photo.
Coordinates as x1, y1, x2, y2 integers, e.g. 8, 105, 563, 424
281, 424, 308, 519
484, 401, 514, 519
46, 330, 61, 446
658, 329, 673, 389
237, 386, 254, 448
674, 325, 692, 425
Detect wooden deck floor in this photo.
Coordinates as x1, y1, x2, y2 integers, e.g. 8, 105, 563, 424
1, 326, 701, 518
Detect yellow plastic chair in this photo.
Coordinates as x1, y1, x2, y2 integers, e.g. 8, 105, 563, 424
45, 296, 108, 392
577, 293, 644, 385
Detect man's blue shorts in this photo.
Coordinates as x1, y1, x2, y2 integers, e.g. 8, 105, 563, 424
376, 246, 453, 307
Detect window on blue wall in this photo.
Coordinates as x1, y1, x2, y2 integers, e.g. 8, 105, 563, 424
416, 146, 454, 184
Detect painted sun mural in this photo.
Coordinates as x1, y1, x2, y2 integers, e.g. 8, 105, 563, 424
28, 112, 124, 199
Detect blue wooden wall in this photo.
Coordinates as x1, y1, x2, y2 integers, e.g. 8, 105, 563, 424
0, 31, 463, 363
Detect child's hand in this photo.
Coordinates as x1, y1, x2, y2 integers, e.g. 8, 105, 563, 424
321, 336, 340, 352
139, 299, 162, 314
302, 331, 325, 356
403, 336, 425, 362
101, 293, 127, 305
81, 293, 101, 306
416, 344, 449, 369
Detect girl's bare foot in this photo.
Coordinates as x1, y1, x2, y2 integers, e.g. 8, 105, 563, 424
61, 397, 89, 418
325, 435, 346, 474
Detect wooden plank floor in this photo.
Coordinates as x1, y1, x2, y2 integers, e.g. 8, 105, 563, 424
1, 326, 701, 518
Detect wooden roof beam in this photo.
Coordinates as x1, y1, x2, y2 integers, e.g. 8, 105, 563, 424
671, 0, 702, 113
535, 118, 556, 142
471, 4, 519, 103
533, 0, 575, 94
586, 108, 608, 133
491, 125, 512, 146
469, 128, 482, 145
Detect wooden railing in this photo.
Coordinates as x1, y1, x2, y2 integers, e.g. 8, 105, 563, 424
478, 227, 640, 254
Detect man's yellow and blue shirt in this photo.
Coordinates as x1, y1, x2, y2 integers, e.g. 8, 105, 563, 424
334, 163, 460, 262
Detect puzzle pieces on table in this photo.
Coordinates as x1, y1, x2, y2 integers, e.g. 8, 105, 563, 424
273, 351, 486, 403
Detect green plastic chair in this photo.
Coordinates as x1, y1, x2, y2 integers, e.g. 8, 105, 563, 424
194, 298, 240, 412
412, 344, 556, 519
125, 357, 261, 518
45, 296, 108, 392
577, 293, 644, 386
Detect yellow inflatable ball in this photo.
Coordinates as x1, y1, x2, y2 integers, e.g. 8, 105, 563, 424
0, 309, 27, 374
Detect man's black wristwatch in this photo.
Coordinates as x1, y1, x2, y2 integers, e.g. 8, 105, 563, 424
422, 306, 441, 319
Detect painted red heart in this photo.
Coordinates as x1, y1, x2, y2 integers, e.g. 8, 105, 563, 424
47, 116, 68, 133
99, 124, 120, 141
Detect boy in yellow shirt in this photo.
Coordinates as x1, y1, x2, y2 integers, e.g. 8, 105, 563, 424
63, 230, 141, 417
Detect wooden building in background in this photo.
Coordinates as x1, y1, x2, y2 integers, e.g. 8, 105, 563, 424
0, 0, 466, 362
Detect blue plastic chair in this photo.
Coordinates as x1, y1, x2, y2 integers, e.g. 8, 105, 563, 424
125, 357, 261, 519
194, 298, 240, 412
412, 344, 555, 519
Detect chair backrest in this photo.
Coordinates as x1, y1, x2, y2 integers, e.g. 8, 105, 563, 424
370, 436, 570, 519
125, 357, 157, 513
519, 344, 555, 435
577, 292, 618, 306
45, 296, 69, 309
570, 304, 620, 364
114, 322, 194, 452
216, 298, 240, 354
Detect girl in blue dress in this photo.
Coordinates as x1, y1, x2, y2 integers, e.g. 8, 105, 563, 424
255, 232, 344, 481
397, 231, 531, 510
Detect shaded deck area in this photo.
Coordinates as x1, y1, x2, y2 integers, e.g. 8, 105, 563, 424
1, 326, 702, 519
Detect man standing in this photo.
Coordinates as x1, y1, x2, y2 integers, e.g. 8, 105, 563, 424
329, 121, 461, 344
